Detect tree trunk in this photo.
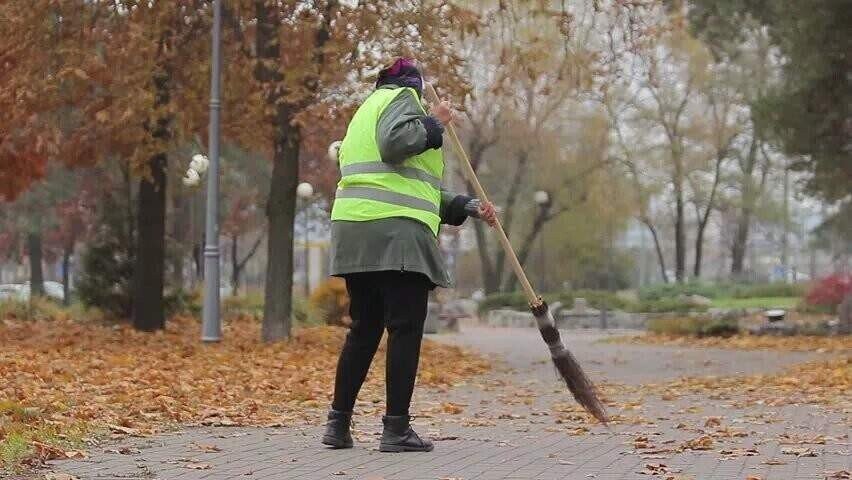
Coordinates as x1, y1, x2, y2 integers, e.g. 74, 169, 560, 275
132, 67, 170, 332
231, 233, 240, 296
643, 219, 669, 284
673, 163, 686, 283
694, 222, 707, 278
132, 152, 168, 331
255, 0, 300, 342
730, 209, 751, 278
62, 241, 72, 306
27, 232, 44, 298
262, 134, 299, 341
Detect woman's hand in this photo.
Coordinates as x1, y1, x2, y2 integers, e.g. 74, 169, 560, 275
431, 100, 455, 126
478, 201, 498, 228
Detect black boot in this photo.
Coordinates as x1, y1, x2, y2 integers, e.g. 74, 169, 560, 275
321, 410, 353, 449
379, 415, 433, 452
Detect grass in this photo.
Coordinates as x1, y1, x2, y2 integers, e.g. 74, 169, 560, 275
710, 296, 799, 310
0, 400, 92, 470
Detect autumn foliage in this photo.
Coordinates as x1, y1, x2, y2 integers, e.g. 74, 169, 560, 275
0, 314, 489, 467
805, 274, 852, 313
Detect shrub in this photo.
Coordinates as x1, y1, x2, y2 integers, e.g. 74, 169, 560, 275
804, 274, 852, 313
76, 195, 134, 318
730, 282, 805, 299
0, 297, 69, 322
477, 290, 627, 313
293, 295, 324, 326
568, 289, 628, 310
309, 278, 350, 326
477, 291, 529, 313
639, 281, 806, 303
627, 297, 707, 313
647, 315, 739, 337
163, 288, 202, 317
638, 282, 724, 301
222, 292, 264, 318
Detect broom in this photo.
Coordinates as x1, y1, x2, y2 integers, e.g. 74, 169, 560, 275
426, 84, 608, 424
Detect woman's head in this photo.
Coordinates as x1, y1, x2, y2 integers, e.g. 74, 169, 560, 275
376, 57, 423, 96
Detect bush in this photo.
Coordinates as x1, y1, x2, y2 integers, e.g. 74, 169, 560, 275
0, 297, 68, 322
568, 289, 628, 310
647, 315, 739, 337
293, 295, 323, 326
804, 273, 852, 313
638, 282, 725, 301
639, 281, 806, 302
627, 297, 707, 313
477, 290, 627, 313
76, 195, 134, 318
309, 278, 350, 326
477, 291, 529, 313
222, 292, 264, 318
730, 282, 806, 299
163, 288, 202, 317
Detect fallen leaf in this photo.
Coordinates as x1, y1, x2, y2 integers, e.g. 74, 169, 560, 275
781, 446, 820, 457
191, 443, 222, 453
703, 417, 722, 428
824, 471, 851, 479
682, 435, 714, 451
441, 402, 464, 415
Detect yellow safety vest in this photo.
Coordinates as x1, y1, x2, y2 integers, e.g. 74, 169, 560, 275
330, 87, 443, 235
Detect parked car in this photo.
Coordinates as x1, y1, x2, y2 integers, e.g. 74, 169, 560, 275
0, 284, 26, 301
0, 281, 65, 302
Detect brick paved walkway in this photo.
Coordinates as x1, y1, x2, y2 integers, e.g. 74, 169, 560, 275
31, 328, 852, 480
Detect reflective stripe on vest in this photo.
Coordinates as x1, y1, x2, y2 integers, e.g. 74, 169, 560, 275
331, 86, 444, 235
335, 187, 439, 215
339, 162, 442, 189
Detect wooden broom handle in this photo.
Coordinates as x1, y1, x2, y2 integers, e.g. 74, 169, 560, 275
426, 83, 540, 306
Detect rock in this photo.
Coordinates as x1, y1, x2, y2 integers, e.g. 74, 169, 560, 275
485, 309, 536, 328
678, 294, 712, 307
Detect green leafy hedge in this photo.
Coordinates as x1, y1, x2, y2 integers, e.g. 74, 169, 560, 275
638, 282, 806, 301
647, 315, 740, 337
478, 289, 627, 314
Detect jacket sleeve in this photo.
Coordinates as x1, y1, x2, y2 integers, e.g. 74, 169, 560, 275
376, 89, 444, 164
440, 191, 473, 226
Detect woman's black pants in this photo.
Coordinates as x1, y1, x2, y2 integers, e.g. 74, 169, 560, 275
331, 271, 432, 417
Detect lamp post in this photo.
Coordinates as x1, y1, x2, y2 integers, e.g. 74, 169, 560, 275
201, 0, 223, 342
297, 182, 314, 296
534, 190, 550, 292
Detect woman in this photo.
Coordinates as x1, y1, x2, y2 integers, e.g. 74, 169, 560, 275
323, 58, 496, 452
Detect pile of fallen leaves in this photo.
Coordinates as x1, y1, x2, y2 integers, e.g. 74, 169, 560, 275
613, 333, 851, 353
653, 357, 852, 409
0, 315, 489, 467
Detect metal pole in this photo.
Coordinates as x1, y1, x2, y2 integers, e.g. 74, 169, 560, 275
304, 200, 310, 296
201, 0, 222, 342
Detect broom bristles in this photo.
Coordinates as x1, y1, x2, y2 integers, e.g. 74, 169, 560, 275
551, 348, 609, 424
534, 309, 608, 424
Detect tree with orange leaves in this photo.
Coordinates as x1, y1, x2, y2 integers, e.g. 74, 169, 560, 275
222, 0, 477, 341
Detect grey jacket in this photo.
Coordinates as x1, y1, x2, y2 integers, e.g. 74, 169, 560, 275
329, 85, 472, 287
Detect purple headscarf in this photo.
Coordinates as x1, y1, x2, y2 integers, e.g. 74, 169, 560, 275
376, 58, 423, 97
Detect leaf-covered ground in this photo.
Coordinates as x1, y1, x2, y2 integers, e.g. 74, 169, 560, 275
610, 332, 851, 353
0, 315, 489, 468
